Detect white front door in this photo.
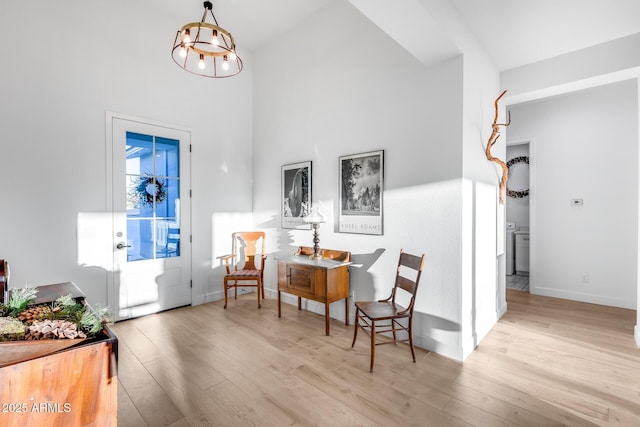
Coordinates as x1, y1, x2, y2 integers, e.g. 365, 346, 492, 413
108, 114, 192, 321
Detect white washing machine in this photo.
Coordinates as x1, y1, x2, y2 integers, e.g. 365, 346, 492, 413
506, 222, 517, 275
515, 226, 530, 274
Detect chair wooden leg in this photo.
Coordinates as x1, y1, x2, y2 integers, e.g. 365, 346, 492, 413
277, 290, 282, 318
370, 321, 376, 373
324, 302, 330, 336
234, 281, 238, 300
224, 279, 228, 309
257, 279, 261, 309
351, 309, 359, 348
391, 319, 398, 344
345, 298, 349, 326
408, 317, 416, 362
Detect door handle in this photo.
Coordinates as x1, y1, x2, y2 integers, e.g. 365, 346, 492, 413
116, 242, 131, 250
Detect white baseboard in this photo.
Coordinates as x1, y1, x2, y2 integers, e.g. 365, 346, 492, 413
193, 287, 259, 306
192, 290, 222, 305
457, 315, 498, 361
275, 291, 350, 323
532, 286, 636, 310
635, 324, 640, 348
498, 301, 508, 319
194, 287, 345, 319
264, 287, 278, 299
413, 334, 463, 362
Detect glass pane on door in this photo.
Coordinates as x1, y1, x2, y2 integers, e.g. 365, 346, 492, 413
125, 132, 180, 261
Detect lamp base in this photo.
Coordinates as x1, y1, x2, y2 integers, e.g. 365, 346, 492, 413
309, 222, 322, 260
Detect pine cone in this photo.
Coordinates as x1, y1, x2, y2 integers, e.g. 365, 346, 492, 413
18, 305, 52, 324
26, 319, 87, 340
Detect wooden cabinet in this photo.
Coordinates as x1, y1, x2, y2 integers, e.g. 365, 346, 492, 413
277, 247, 351, 335
0, 282, 118, 426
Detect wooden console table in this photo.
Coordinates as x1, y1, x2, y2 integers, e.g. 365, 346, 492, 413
0, 282, 118, 426
277, 247, 351, 336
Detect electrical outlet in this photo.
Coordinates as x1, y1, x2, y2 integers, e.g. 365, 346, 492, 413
582, 274, 590, 283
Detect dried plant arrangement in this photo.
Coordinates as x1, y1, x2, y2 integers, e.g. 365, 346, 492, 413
0, 286, 110, 342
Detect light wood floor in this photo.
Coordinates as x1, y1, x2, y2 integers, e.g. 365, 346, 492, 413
112, 289, 640, 426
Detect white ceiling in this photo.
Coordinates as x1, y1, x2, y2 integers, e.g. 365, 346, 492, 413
152, 0, 640, 71
451, 0, 640, 70
149, 0, 336, 51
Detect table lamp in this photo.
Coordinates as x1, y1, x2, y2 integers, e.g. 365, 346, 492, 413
303, 206, 328, 260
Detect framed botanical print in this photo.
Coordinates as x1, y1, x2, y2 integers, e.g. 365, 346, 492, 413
339, 150, 383, 235
281, 161, 312, 229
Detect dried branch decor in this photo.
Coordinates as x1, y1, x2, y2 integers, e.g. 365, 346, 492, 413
484, 90, 511, 204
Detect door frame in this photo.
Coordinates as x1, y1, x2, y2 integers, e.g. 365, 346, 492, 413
505, 137, 536, 295
105, 111, 193, 319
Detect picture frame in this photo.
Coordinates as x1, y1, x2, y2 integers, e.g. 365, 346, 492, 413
281, 161, 312, 229
339, 150, 383, 235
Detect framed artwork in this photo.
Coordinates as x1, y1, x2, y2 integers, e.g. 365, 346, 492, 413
281, 161, 312, 229
339, 150, 383, 235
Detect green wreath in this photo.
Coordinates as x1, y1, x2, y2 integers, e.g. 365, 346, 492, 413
133, 177, 167, 206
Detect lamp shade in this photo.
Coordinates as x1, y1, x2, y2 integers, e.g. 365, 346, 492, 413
303, 206, 327, 224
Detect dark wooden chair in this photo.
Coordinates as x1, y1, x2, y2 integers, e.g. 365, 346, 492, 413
221, 232, 266, 309
351, 249, 426, 372
0, 259, 8, 304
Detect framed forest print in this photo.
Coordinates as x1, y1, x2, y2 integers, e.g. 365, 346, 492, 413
281, 161, 312, 229
339, 150, 383, 235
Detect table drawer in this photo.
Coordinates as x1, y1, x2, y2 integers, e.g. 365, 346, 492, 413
278, 262, 325, 299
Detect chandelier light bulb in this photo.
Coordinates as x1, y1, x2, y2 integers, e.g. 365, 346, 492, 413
172, 2, 243, 78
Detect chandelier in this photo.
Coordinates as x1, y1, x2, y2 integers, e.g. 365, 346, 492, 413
171, 1, 243, 78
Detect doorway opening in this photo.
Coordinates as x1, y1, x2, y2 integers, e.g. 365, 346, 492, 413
505, 139, 531, 292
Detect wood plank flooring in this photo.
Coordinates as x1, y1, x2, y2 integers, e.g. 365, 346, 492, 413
111, 289, 640, 426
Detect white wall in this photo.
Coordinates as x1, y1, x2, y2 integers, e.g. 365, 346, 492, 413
0, 1, 253, 306
507, 81, 638, 309
252, 1, 471, 359
502, 33, 640, 102
637, 79, 640, 347
449, 8, 502, 358
460, 50, 502, 358
502, 34, 640, 344
252, 0, 503, 360
0, 0, 505, 359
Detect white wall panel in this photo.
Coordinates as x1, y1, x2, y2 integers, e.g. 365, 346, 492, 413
0, 0, 253, 306
508, 81, 638, 308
